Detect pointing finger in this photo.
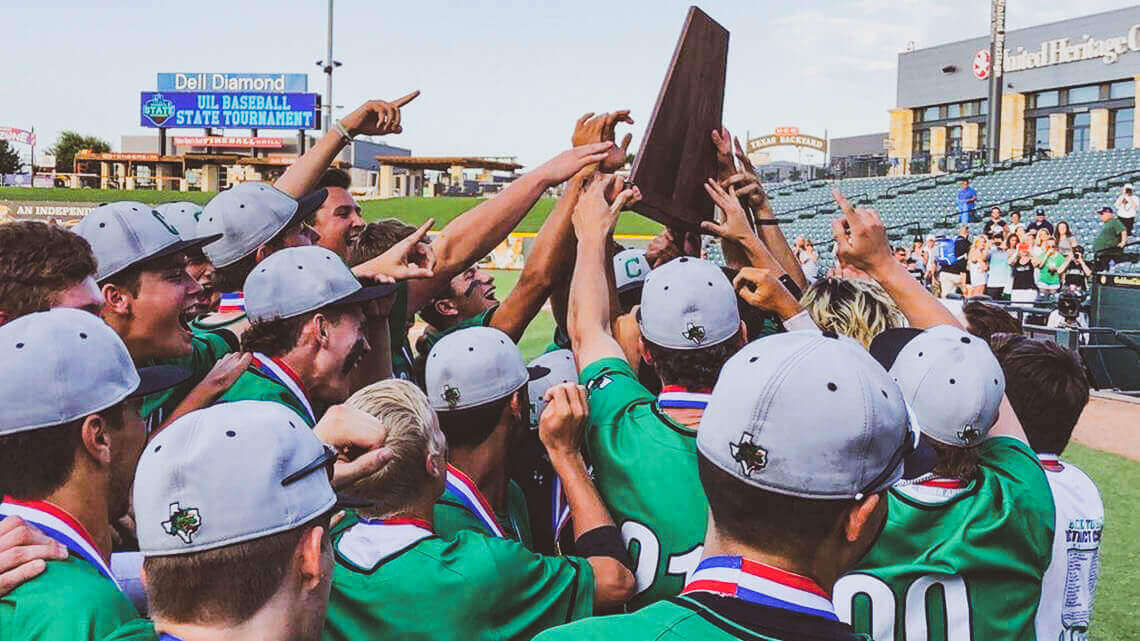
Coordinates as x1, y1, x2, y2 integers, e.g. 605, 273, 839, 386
392, 90, 420, 107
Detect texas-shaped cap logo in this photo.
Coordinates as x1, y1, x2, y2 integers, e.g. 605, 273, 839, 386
442, 384, 462, 410
143, 93, 176, 127
729, 432, 768, 477
162, 502, 202, 544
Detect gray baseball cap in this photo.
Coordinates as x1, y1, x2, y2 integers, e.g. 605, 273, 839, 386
75, 201, 222, 282
638, 256, 740, 350
526, 349, 578, 428
134, 400, 338, 556
870, 325, 1005, 447
614, 249, 651, 293
197, 183, 328, 268
0, 308, 189, 436
154, 202, 204, 241
698, 331, 913, 500
243, 246, 396, 323
425, 326, 547, 412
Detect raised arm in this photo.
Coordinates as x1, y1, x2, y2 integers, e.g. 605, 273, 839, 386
275, 92, 419, 198
404, 143, 615, 315
730, 136, 807, 289
539, 383, 635, 611
831, 189, 961, 329
568, 176, 640, 371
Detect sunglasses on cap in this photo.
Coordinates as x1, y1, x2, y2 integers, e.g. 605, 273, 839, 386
282, 444, 337, 487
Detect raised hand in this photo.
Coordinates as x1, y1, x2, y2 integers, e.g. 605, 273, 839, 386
352, 219, 437, 282
733, 267, 802, 321
314, 405, 395, 489
711, 127, 737, 182
572, 174, 641, 241
702, 178, 756, 245
341, 90, 420, 137
538, 383, 590, 456
573, 111, 635, 173
831, 188, 893, 276
729, 137, 770, 211
534, 143, 617, 186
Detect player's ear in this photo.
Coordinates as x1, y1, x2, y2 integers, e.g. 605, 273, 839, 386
102, 283, 131, 316
296, 524, 328, 592
639, 337, 653, 365
434, 298, 458, 319
79, 412, 114, 467
845, 493, 883, 543
738, 320, 748, 345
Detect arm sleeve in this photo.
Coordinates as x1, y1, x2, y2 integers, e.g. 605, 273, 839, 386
978, 437, 1056, 573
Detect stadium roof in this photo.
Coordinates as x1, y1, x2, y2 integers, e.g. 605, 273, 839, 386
375, 156, 522, 171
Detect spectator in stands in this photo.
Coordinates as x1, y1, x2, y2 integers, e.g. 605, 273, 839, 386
1114, 183, 1137, 236
967, 235, 989, 297
985, 235, 1012, 300
987, 334, 1100, 641
1025, 208, 1054, 236
0, 221, 102, 326
1034, 236, 1065, 295
956, 179, 978, 224
800, 277, 905, 348
1059, 245, 1093, 291
963, 300, 1021, 341
1054, 220, 1077, 254
1009, 241, 1038, 301
984, 206, 1007, 238
1030, 228, 1051, 261
1093, 205, 1129, 271
938, 226, 970, 298
1009, 211, 1025, 236
797, 239, 819, 282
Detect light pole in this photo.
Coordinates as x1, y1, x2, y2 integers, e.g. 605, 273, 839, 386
316, 0, 342, 133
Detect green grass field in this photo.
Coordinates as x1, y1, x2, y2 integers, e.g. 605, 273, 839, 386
0, 187, 664, 235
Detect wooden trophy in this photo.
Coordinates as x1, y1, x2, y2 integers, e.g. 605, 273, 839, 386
629, 6, 729, 231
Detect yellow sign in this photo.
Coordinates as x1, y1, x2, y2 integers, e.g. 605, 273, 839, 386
747, 133, 827, 153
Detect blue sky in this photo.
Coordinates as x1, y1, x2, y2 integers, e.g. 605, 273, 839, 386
4, 0, 1136, 168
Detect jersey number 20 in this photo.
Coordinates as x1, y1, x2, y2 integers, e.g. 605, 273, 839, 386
834, 573, 971, 641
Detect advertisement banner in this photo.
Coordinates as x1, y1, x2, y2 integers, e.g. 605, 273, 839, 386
157, 72, 308, 93
173, 136, 285, 148
140, 92, 319, 130
0, 127, 35, 146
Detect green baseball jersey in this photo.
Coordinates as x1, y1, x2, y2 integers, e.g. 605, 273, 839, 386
189, 312, 247, 334
1, 555, 140, 641
388, 282, 416, 381
580, 357, 708, 610
536, 595, 868, 641
99, 619, 158, 641
435, 478, 534, 549
835, 437, 1055, 641
140, 331, 234, 430
418, 306, 497, 356
323, 519, 594, 641
216, 366, 316, 427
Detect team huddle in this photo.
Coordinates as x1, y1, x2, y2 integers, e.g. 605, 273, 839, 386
0, 93, 1103, 641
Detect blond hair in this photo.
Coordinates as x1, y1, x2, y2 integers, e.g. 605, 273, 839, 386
801, 277, 906, 348
344, 380, 447, 518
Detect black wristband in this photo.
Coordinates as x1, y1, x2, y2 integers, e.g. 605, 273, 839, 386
778, 274, 802, 300
575, 525, 633, 570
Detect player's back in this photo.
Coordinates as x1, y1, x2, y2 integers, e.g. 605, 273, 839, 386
834, 437, 1055, 641
1035, 454, 1104, 641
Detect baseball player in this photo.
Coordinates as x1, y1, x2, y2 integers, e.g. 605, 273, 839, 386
0, 309, 188, 640
322, 378, 634, 640
0, 221, 102, 325
154, 201, 218, 319
537, 331, 914, 641
991, 334, 1103, 641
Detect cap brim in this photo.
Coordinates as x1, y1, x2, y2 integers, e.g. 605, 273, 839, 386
102, 233, 225, 282
332, 281, 399, 306
527, 365, 551, 381
333, 493, 372, 509
131, 364, 193, 398
868, 327, 923, 370
290, 188, 329, 228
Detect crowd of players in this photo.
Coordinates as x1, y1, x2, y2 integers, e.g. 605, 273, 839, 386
0, 93, 1104, 641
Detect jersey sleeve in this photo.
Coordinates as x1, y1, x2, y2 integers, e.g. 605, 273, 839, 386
98, 618, 159, 641
580, 357, 654, 426
3, 558, 141, 641
470, 533, 596, 636
140, 333, 234, 424
978, 436, 1056, 571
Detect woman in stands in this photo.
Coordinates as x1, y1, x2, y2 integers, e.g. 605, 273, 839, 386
1055, 220, 1077, 254
798, 239, 819, 282
967, 235, 989, 297
1009, 241, 1039, 302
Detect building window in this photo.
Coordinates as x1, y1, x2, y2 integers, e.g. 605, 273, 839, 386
1067, 112, 1091, 153
912, 128, 931, 154
922, 106, 939, 121
1026, 117, 1050, 154
979, 99, 988, 115
947, 103, 961, 119
1110, 108, 1134, 149
1032, 91, 1060, 109
1068, 84, 1101, 105
948, 126, 963, 155
1110, 80, 1134, 100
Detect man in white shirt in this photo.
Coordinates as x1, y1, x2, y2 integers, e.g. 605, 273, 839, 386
1113, 183, 1137, 236
989, 333, 1102, 641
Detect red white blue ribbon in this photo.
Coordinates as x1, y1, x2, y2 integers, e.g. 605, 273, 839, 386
657, 386, 712, 410
0, 497, 120, 589
217, 291, 245, 313
1038, 453, 1065, 472
250, 352, 315, 424
445, 465, 506, 538
682, 555, 837, 621
552, 478, 571, 542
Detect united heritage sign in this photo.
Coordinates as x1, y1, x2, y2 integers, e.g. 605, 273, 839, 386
973, 23, 1140, 79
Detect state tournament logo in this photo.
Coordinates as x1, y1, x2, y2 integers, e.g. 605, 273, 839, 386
162, 502, 202, 544
143, 93, 176, 127
682, 321, 706, 345
729, 432, 768, 477
442, 384, 462, 409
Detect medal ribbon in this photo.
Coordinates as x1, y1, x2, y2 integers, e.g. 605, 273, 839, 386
0, 497, 120, 589
658, 386, 712, 410
216, 291, 245, 313
250, 352, 315, 424
444, 465, 506, 538
1038, 453, 1065, 473
682, 555, 837, 621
